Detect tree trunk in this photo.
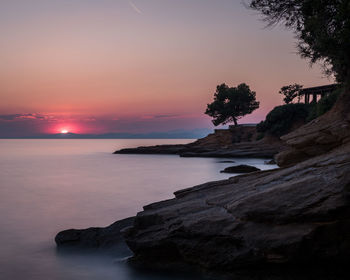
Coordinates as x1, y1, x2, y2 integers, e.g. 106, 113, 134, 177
233, 118, 238, 126
333, 69, 350, 115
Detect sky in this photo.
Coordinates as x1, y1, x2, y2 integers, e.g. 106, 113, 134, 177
0, 0, 332, 137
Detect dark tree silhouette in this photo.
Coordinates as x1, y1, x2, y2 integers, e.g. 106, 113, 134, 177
279, 83, 304, 104
249, 0, 350, 85
205, 83, 259, 126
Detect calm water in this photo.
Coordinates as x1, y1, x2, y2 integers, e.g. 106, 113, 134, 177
0, 139, 277, 280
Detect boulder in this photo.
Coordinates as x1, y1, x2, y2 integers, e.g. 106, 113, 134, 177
220, 164, 261, 173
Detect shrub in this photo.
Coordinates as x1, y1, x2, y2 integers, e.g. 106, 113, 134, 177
257, 88, 341, 138
256, 132, 265, 141
257, 103, 310, 137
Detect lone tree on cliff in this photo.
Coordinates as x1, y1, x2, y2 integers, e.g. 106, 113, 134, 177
279, 83, 304, 104
249, 0, 350, 86
205, 83, 259, 126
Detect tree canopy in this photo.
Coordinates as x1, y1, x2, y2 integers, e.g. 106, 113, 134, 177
249, 0, 350, 84
279, 83, 304, 104
205, 83, 259, 126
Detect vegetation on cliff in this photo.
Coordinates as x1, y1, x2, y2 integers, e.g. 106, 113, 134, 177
257, 87, 341, 137
257, 103, 310, 137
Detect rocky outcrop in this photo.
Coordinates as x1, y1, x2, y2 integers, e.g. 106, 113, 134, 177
276, 91, 350, 167
123, 143, 350, 270
220, 164, 261, 173
114, 126, 285, 159
55, 217, 134, 252
115, 144, 187, 155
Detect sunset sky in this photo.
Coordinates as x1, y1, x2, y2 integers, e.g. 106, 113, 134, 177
0, 0, 332, 137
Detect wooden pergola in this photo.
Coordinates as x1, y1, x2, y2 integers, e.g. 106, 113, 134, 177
300, 84, 338, 104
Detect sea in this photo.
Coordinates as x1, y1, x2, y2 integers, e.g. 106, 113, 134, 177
0, 139, 277, 280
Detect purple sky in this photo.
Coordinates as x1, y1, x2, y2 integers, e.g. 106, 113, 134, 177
0, 0, 332, 137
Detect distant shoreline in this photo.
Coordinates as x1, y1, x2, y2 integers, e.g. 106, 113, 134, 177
0, 137, 198, 139
0, 130, 211, 140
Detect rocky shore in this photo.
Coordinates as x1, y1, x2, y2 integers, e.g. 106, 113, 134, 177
124, 142, 350, 270
114, 126, 285, 159
56, 93, 350, 276
56, 141, 350, 275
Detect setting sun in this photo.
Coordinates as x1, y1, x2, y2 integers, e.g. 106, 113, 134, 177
60, 129, 68, 134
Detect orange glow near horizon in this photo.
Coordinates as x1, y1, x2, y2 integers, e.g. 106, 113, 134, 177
52, 123, 80, 134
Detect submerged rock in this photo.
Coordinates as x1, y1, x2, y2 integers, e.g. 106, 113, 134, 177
220, 164, 261, 173
123, 143, 350, 270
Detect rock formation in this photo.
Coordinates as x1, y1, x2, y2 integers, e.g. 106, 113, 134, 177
121, 91, 350, 271
220, 164, 261, 173
114, 126, 285, 159
276, 91, 350, 167
124, 143, 350, 270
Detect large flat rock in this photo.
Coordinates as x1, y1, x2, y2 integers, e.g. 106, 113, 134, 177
124, 143, 350, 270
